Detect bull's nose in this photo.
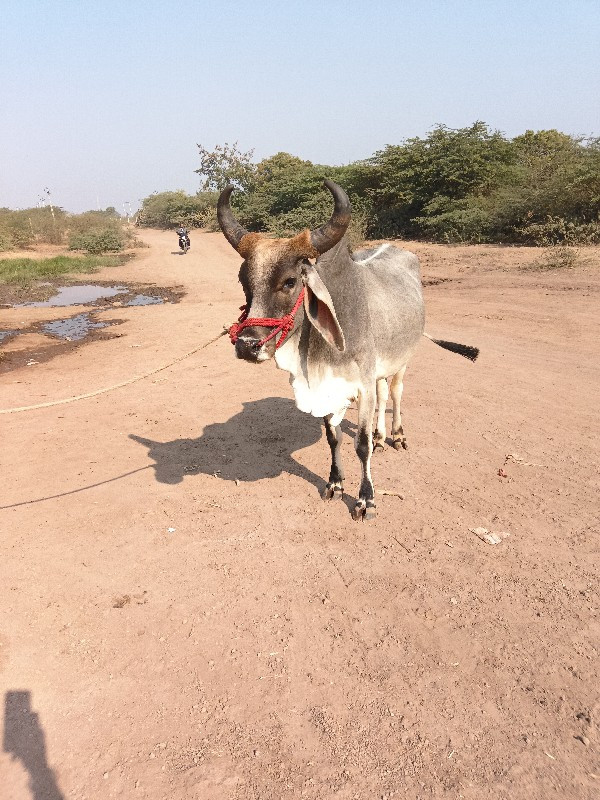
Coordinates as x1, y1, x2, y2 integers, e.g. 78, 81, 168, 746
235, 336, 262, 361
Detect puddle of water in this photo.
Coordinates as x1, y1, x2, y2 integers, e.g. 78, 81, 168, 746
127, 294, 163, 306
42, 313, 110, 341
2, 286, 174, 366
17, 285, 127, 308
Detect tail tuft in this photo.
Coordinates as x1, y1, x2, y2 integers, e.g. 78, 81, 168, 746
426, 335, 479, 362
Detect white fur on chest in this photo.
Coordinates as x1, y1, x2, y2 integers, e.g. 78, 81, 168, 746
274, 338, 356, 425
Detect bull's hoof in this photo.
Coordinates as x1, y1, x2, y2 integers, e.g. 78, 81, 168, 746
373, 430, 385, 453
322, 482, 344, 501
392, 437, 408, 451
352, 499, 377, 521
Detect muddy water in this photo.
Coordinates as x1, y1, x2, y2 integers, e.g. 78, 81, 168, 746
6, 287, 165, 344
1, 280, 181, 371
42, 314, 109, 341
126, 294, 163, 306
17, 285, 128, 308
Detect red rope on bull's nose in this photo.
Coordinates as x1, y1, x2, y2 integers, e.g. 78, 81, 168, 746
229, 288, 305, 350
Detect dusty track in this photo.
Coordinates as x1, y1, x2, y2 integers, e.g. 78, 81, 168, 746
1, 231, 598, 799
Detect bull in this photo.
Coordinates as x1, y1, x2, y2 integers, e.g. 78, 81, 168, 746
218, 180, 478, 521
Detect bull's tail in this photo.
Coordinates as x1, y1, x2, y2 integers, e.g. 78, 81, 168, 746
423, 332, 479, 362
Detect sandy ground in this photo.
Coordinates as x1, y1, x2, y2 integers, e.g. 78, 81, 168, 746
1, 231, 598, 799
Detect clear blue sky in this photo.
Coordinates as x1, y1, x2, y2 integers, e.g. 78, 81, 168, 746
1, 0, 599, 213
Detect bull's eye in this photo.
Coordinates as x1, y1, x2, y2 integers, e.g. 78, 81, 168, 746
282, 278, 297, 290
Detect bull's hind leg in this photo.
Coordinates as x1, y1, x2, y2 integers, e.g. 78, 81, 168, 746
390, 366, 408, 450
373, 378, 389, 452
352, 388, 377, 521
322, 414, 344, 500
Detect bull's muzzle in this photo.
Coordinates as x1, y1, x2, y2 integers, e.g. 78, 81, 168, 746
235, 333, 272, 362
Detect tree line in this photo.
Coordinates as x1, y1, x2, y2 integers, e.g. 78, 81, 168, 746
0, 206, 134, 253
140, 121, 600, 245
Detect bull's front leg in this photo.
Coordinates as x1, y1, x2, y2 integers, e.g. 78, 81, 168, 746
352, 388, 377, 521
322, 414, 344, 500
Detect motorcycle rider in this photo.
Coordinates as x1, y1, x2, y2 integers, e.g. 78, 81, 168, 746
175, 223, 190, 251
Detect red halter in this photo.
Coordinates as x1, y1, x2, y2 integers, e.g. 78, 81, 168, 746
229, 288, 305, 350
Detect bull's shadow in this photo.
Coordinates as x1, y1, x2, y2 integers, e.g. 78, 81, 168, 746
130, 397, 328, 492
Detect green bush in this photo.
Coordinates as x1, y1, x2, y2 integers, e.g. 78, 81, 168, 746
411, 197, 493, 243
227, 154, 374, 247
5, 217, 36, 249
68, 228, 125, 254
0, 230, 12, 251
67, 210, 135, 252
515, 215, 600, 245
0, 207, 65, 249
0, 205, 136, 254
136, 190, 217, 228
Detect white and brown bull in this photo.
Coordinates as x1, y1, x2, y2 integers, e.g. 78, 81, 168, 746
218, 180, 478, 520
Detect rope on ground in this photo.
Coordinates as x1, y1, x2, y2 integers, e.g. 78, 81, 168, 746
0, 330, 228, 415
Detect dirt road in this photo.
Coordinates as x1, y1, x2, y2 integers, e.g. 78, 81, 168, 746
1, 231, 598, 799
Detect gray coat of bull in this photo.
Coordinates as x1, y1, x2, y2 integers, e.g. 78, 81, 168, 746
218, 180, 477, 521
275, 239, 425, 425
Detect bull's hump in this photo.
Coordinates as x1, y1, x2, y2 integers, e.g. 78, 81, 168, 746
352, 243, 392, 264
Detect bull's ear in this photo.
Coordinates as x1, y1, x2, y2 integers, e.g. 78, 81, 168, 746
302, 264, 345, 352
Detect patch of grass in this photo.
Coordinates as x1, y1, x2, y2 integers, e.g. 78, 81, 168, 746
530, 245, 580, 271
0, 254, 125, 286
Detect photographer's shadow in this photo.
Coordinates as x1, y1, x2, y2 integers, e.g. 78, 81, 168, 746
130, 397, 326, 492
3, 691, 65, 800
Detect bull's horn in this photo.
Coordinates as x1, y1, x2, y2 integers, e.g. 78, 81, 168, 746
217, 185, 250, 252
310, 180, 352, 254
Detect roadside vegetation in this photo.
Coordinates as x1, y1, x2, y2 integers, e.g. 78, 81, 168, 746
134, 190, 217, 231
0, 206, 139, 255
138, 123, 600, 253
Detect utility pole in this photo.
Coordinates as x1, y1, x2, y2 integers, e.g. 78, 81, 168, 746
44, 187, 56, 222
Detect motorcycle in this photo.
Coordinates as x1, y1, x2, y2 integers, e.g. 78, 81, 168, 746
178, 233, 190, 254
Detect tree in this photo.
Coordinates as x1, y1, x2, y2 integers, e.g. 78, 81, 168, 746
369, 122, 516, 239
513, 130, 600, 220
195, 142, 256, 192
137, 191, 216, 228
